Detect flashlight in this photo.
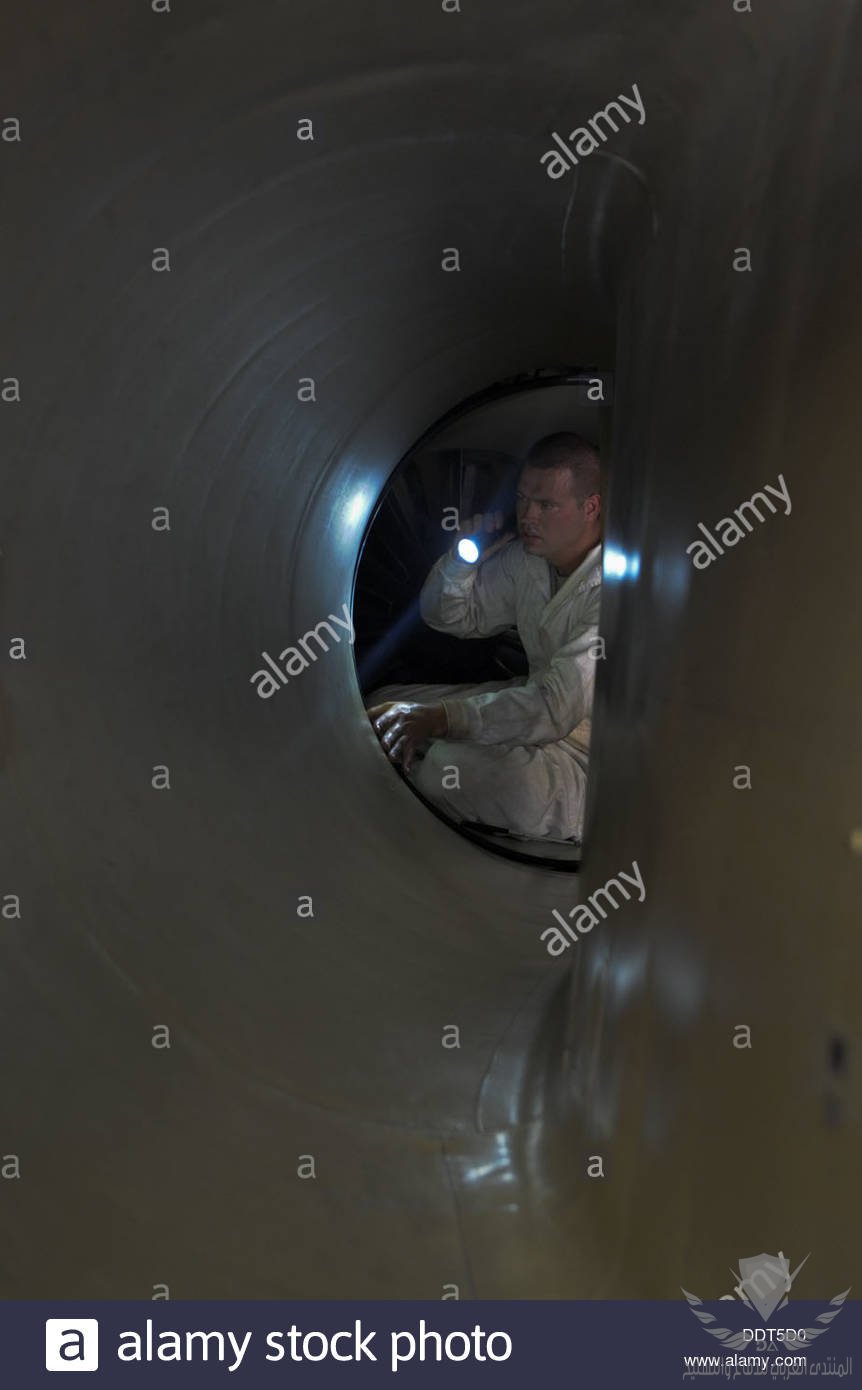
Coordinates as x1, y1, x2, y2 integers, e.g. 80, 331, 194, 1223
457, 537, 480, 564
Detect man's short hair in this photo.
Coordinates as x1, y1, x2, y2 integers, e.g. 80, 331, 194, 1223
524, 432, 601, 502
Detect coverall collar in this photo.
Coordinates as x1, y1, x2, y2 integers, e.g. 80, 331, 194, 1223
545, 542, 603, 612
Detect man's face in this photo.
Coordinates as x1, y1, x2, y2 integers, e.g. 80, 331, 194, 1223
515, 465, 597, 567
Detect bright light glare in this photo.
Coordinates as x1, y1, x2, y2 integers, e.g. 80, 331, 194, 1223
457, 538, 480, 563
344, 489, 370, 529
604, 546, 640, 579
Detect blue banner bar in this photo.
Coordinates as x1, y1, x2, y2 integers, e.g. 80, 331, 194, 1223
4, 1299, 858, 1387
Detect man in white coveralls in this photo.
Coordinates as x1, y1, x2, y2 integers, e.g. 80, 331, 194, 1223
366, 432, 603, 842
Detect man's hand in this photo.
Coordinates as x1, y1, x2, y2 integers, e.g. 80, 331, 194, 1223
367, 701, 448, 773
454, 511, 516, 564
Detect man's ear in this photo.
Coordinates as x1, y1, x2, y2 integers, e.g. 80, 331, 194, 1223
584, 493, 601, 522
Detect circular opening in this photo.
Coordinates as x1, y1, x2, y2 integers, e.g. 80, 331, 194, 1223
353, 368, 611, 870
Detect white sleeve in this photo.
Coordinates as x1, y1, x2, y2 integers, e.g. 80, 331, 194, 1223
419, 541, 519, 639
441, 590, 600, 745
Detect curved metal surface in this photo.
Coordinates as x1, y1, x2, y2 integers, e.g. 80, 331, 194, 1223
0, 0, 859, 1298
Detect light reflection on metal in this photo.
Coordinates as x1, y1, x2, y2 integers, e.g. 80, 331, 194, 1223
344, 487, 372, 531
607, 944, 649, 1010
462, 1134, 514, 1186
604, 545, 640, 579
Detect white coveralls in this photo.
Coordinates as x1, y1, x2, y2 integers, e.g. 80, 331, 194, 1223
369, 539, 603, 842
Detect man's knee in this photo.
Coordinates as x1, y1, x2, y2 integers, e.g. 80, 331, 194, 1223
414, 738, 582, 840
412, 740, 512, 824
411, 740, 464, 803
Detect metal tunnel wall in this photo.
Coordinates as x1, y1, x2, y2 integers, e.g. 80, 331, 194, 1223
1, 1, 859, 1299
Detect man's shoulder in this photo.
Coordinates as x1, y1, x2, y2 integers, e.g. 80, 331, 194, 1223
560, 544, 603, 595
552, 547, 602, 625
580, 544, 603, 590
